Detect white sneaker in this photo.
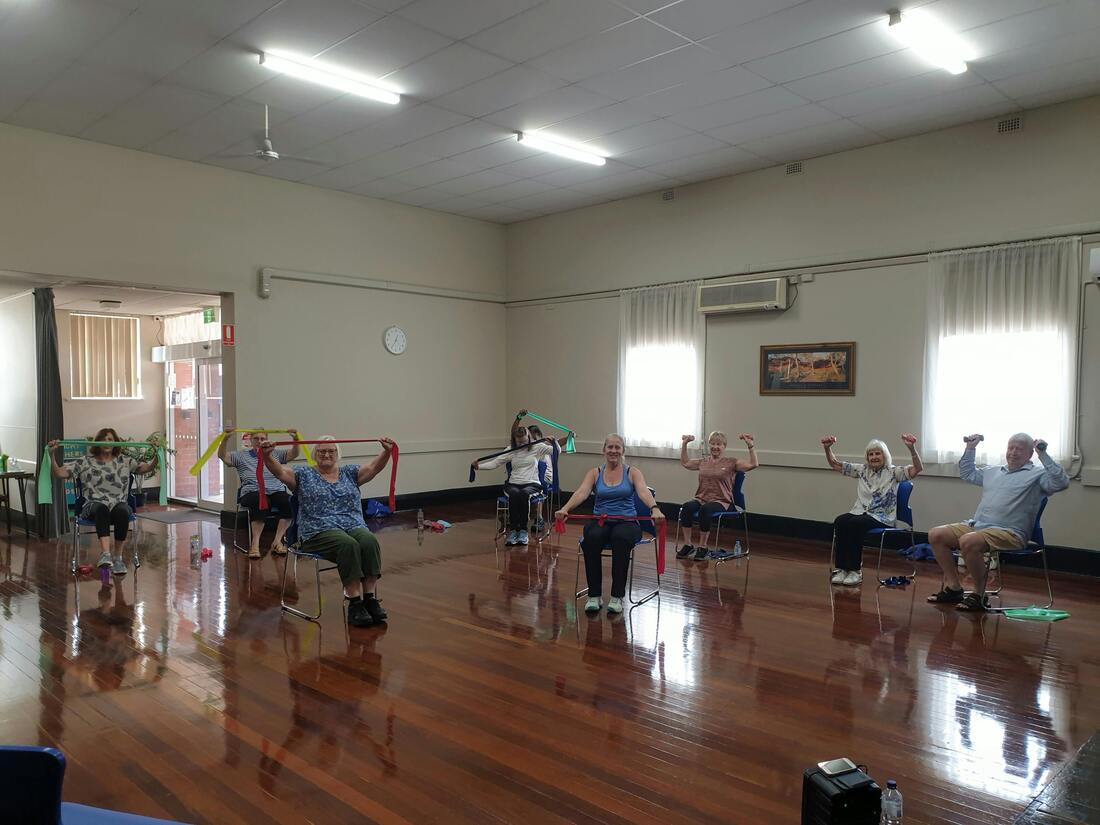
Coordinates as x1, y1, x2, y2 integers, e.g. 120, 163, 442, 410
584, 597, 601, 613
843, 570, 863, 586
96, 551, 113, 568
831, 569, 847, 585
606, 597, 624, 614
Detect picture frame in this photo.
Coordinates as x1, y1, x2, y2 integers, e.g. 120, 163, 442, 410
759, 342, 856, 395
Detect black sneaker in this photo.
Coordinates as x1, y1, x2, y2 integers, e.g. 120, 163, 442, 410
348, 600, 374, 628
676, 544, 695, 559
693, 546, 709, 561
364, 595, 388, 623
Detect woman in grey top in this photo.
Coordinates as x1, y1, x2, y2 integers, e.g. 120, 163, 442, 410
49, 428, 158, 576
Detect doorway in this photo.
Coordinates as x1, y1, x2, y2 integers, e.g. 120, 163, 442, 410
167, 357, 223, 508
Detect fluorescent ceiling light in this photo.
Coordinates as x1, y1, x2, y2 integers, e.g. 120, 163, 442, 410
887, 9, 972, 75
516, 132, 606, 166
259, 51, 400, 104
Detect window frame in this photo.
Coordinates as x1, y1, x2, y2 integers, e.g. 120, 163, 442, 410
68, 312, 143, 401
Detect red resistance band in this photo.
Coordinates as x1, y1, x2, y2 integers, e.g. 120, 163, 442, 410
258, 440, 398, 512
554, 514, 667, 575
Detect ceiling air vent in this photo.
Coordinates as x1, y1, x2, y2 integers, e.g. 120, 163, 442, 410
785, 161, 803, 175
698, 278, 789, 315
997, 115, 1022, 134
661, 189, 675, 201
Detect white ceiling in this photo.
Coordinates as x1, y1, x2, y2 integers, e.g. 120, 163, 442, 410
2, 0, 1099, 224
52, 285, 219, 316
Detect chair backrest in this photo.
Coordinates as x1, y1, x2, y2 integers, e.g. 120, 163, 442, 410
72, 473, 137, 513
732, 471, 746, 511
1030, 497, 1048, 547
895, 479, 914, 527
0, 745, 65, 824
284, 496, 301, 547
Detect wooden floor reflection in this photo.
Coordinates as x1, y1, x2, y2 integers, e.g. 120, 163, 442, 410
1, 505, 1098, 825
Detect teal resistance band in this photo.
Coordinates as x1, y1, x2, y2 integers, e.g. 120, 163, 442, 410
38, 441, 167, 506
516, 410, 576, 454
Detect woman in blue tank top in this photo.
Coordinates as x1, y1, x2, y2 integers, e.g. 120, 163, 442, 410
554, 433, 664, 615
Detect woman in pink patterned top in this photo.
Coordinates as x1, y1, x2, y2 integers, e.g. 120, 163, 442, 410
676, 431, 759, 561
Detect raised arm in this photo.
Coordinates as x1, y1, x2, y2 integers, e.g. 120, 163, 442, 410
554, 468, 599, 520
1034, 439, 1070, 494
959, 434, 984, 485
680, 434, 701, 470
284, 429, 301, 462
901, 433, 923, 479
629, 467, 666, 524
736, 433, 759, 472
259, 438, 297, 491
357, 438, 395, 485
556, 431, 574, 448
217, 427, 236, 465
821, 436, 843, 471
134, 449, 159, 476
47, 440, 71, 479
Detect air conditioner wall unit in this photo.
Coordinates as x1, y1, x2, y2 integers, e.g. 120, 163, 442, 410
697, 277, 788, 314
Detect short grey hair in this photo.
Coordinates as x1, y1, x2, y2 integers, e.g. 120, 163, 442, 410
865, 438, 892, 467
603, 433, 626, 451
1008, 432, 1033, 447
315, 435, 340, 459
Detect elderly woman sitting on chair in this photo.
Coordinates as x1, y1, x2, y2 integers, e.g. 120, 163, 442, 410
553, 434, 664, 616
675, 431, 758, 561
259, 435, 395, 628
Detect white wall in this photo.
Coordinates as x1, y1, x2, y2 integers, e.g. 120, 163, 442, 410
0, 293, 38, 513
507, 96, 1100, 551
0, 121, 509, 507
55, 310, 165, 490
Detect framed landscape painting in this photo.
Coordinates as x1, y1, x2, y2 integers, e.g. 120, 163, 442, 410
759, 342, 856, 395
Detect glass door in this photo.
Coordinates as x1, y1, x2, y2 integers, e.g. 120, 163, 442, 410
166, 357, 223, 508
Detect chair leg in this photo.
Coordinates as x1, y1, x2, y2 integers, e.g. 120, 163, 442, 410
986, 548, 1054, 613
232, 504, 250, 554
627, 546, 659, 606
828, 529, 837, 577
70, 522, 78, 574
574, 548, 587, 600
281, 553, 324, 622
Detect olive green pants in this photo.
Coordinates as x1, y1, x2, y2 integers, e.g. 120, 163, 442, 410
302, 527, 381, 585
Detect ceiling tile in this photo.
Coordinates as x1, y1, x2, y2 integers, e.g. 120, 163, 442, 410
614, 132, 727, 166
386, 157, 482, 187
577, 44, 732, 101
739, 118, 880, 161
566, 167, 672, 194
548, 101, 658, 141
851, 82, 1014, 134
147, 99, 291, 161
821, 68, 987, 118
0, 53, 74, 119
669, 85, 807, 131
233, 0, 385, 57
705, 103, 841, 145
784, 49, 931, 102
240, 75, 345, 114
993, 57, 1100, 102
153, 0, 283, 39
400, 122, 514, 159
433, 65, 567, 117
860, 100, 1021, 140
456, 204, 537, 222
80, 83, 229, 149
976, 29, 1100, 83
0, 0, 134, 65
646, 144, 766, 179
350, 177, 420, 198
593, 118, 695, 154
468, 0, 636, 62
964, 1, 1100, 60
649, 0, 807, 42
252, 158, 329, 181
254, 98, 394, 154
1011, 78, 1100, 110
21, 62, 150, 115
426, 194, 494, 214
530, 18, 689, 82
394, 0, 542, 40
382, 43, 513, 100
745, 22, 900, 84
432, 168, 521, 195
389, 187, 453, 207
303, 146, 438, 188
165, 43, 273, 99
359, 0, 418, 11
532, 159, 633, 187
446, 139, 536, 171
475, 178, 560, 203
631, 66, 775, 116
482, 85, 618, 131
492, 153, 579, 178
307, 104, 468, 162
917, 0, 1054, 31
504, 188, 597, 213
317, 16, 452, 79
6, 102, 105, 136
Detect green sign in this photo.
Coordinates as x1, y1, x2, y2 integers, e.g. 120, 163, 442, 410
203, 307, 216, 324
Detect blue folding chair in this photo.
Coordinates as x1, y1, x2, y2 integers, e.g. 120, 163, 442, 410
0, 745, 188, 823
984, 498, 1053, 612
69, 475, 140, 575
827, 479, 915, 584
573, 487, 660, 606
494, 458, 551, 546
279, 496, 345, 623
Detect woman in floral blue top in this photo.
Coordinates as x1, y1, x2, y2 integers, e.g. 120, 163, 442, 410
260, 435, 395, 628
822, 433, 923, 587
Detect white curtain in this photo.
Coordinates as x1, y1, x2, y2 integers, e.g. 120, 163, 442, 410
164, 310, 218, 345
69, 313, 140, 399
617, 281, 704, 450
922, 237, 1080, 465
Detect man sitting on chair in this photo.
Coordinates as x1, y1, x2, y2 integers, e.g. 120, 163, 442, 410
927, 432, 1068, 612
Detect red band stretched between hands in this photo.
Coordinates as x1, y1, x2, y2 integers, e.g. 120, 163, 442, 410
257, 439, 398, 511
553, 514, 666, 575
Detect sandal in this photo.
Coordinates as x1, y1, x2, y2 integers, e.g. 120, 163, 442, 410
926, 587, 964, 604
956, 592, 989, 612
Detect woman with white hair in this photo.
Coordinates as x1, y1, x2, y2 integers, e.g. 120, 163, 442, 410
259, 435, 395, 628
821, 433, 923, 586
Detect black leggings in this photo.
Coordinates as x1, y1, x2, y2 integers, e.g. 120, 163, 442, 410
86, 502, 132, 541
239, 491, 293, 521
503, 483, 542, 530
581, 520, 642, 599
679, 500, 729, 533
832, 512, 883, 571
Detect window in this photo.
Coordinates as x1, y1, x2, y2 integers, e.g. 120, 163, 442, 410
922, 238, 1080, 464
617, 282, 703, 450
70, 313, 141, 399
164, 309, 218, 345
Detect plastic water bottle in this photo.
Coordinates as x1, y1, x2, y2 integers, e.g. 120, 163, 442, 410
881, 779, 903, 825
734, 539, 743, 557
189, 534, 200, 567
416, 508, 424, 531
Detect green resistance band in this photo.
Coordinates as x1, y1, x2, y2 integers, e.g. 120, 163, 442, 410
519, 411, 576, 454
189, 428, 313, 476
38, 441, 167, 506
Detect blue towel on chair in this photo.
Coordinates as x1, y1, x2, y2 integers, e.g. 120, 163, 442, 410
898, 542, 935, 561
364, 499, 392, 518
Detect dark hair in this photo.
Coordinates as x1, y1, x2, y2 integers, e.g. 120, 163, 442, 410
92, 427, 122, 458
527, 424, 543, 440
510, 426, 531, 450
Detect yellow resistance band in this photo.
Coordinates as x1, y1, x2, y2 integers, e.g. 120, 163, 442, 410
189, 428, 313, 476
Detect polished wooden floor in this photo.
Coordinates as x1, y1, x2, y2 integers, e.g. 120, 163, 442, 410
1, 503, 1098, 825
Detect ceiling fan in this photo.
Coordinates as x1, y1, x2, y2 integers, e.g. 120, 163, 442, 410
217, 104, 329, 166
